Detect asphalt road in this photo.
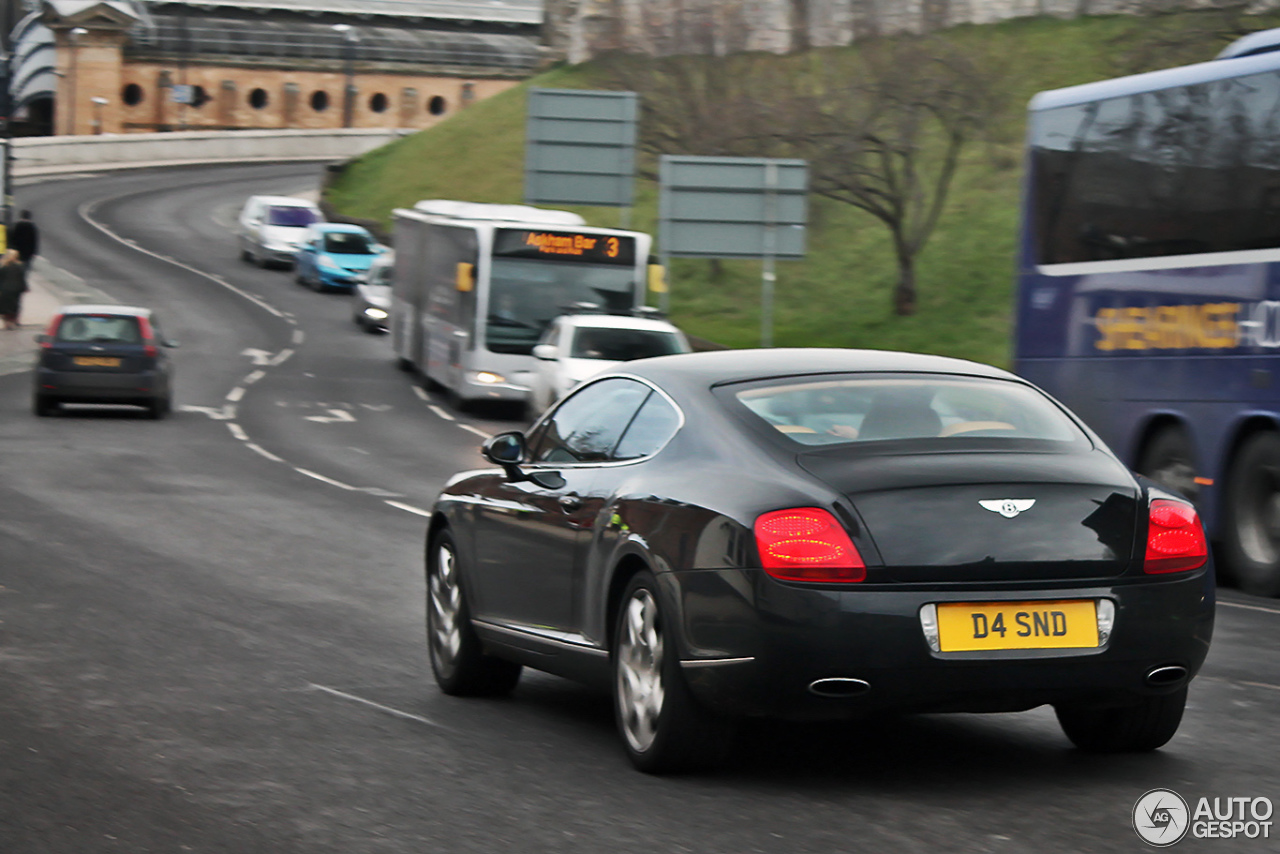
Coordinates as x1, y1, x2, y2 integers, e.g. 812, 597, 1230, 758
0, 163, 1277, 854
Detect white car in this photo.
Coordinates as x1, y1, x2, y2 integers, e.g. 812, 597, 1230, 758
352, 251, 394, 333
238, 195, 323, 268
528, 313, 692, 414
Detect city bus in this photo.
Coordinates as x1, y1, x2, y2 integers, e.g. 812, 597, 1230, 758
1013, 29, 1280, 596
391, 200, 655, 409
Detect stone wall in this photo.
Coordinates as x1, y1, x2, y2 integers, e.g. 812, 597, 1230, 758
546, 0, 1280, 63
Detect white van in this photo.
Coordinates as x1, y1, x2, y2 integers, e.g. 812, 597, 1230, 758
238, 195, 323, 268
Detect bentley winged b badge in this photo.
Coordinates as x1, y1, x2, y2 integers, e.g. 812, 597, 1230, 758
979, 499, 1036, 519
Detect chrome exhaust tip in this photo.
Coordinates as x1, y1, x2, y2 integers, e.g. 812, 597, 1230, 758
808, 678, 871, 698
1145, 665, 1188, 687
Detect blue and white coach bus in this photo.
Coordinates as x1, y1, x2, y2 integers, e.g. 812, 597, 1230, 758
391, 201, 654, 410
1014, 29, 1280, 596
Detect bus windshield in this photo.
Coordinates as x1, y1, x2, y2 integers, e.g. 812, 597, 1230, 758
486, 259, 636, 354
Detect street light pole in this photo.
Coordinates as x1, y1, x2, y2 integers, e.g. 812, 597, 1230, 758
1, 46, 13, 229
331, 24, 357, 129
66, 26, 87, 135
91, 96, 107, 134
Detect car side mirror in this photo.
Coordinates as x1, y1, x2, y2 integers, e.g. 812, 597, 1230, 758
483, 431, 529, 482
533, 344, 558, 361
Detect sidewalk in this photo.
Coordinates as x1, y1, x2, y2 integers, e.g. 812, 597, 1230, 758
0, 259, 117, 377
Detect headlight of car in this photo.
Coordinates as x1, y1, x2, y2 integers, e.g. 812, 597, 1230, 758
364, 307, 389, 320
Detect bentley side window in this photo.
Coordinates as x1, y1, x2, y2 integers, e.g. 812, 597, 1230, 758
613, 392, 679, 460
530, 378, 651, 464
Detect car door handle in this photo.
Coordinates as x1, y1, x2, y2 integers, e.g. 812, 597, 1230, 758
558, 495, 582, 510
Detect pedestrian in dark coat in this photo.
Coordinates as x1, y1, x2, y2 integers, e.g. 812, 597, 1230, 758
0, 249, 28, 330
10, 210, 38, 264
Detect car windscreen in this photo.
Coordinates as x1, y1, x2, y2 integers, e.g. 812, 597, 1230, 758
56, 315, 142, 344
570, 328, 685, 361
266, 206, 319, 227
323, 232, 374, 254
722, 374, 1091, 450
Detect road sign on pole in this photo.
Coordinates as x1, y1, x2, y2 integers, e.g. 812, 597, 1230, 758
658, 156, 808, 346
524, 89, 638, 213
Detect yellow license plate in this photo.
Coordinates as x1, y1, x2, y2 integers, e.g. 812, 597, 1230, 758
936, 600, 1099, 652
73, 356, 121, 367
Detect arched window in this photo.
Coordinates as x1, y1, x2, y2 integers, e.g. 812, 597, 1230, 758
310, 90, 329, 112
369, 93, 388, 113
122, 83, 144, 106
428, 95, 447, 116
248, 88, 269, 109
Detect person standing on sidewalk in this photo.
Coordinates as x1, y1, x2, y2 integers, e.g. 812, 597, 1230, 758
0, 249, 28, 329
10, 210, 38, 264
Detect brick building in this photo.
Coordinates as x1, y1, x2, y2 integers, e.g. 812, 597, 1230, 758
8, 0, 545, 135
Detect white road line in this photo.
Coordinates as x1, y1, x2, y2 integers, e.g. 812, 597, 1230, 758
245, 443, 284, 463
271, 348, 295, 366
1219, 600, 1280, 616
226, 386, 246, 402
386, 500, 432, 518
294, 468, 355, 490
458, 424, 491, 439
411, 386, 429, 402
292, 329, 305, 345
307, 684, 444, 729
243, 370, 266, 385
1241, 680, 1280, 692
79, 198, 287, 319
427, 404, 455, 421
227, 423, 248, 442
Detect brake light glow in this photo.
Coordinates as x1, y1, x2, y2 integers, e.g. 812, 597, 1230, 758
41, 314, 62, 348
754, 507, 865, 582
1144, 499, 1208, 574
138, 316, 157, 357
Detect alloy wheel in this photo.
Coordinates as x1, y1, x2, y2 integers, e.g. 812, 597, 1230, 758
429, 543, 464, 670
616, 588, 665, 753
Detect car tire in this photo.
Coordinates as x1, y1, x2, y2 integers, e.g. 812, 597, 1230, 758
1055, 686, 1187, 753
148, 394, 171, 420
1137, 425, 1199, 501
426, 529, 522, 697
32, 394, 58, 417
240, 248, 252, 263
1222, 432, 1280, 596
612, 571, 733, 773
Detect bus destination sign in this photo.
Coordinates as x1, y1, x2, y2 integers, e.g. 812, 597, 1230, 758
494, 228, 636, 266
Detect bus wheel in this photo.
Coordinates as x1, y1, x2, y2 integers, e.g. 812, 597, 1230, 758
1138, 426, 1199, 501
1224, 432, 1280, 596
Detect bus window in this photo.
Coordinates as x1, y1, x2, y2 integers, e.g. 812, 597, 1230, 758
485, 259, 635, 355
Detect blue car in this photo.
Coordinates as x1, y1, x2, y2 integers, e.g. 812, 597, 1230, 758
294, 223, 384, 291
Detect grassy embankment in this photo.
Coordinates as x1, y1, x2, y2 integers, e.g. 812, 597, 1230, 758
325, 12, 1277, 368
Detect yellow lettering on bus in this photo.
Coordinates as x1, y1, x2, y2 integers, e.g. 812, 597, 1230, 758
1093, 302, 1241, 351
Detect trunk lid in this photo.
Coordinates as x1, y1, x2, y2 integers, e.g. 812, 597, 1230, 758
798, 449, 1140, 582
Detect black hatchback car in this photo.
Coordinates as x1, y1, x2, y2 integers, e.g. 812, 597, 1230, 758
33, 305, 177, 418
426, 349, 1214, 772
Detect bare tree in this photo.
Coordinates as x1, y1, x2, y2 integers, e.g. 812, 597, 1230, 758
782, 39, 1002, 314
600, 37, 1002, 315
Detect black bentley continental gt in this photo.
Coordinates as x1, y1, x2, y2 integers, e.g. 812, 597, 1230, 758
425, 349, 1214, 772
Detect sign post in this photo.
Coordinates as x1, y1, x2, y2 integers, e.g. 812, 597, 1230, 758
658, 156, 808, 346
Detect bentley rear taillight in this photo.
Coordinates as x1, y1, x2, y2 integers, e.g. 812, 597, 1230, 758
1144, 499, 1208, 574
754, 507, 866, 582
